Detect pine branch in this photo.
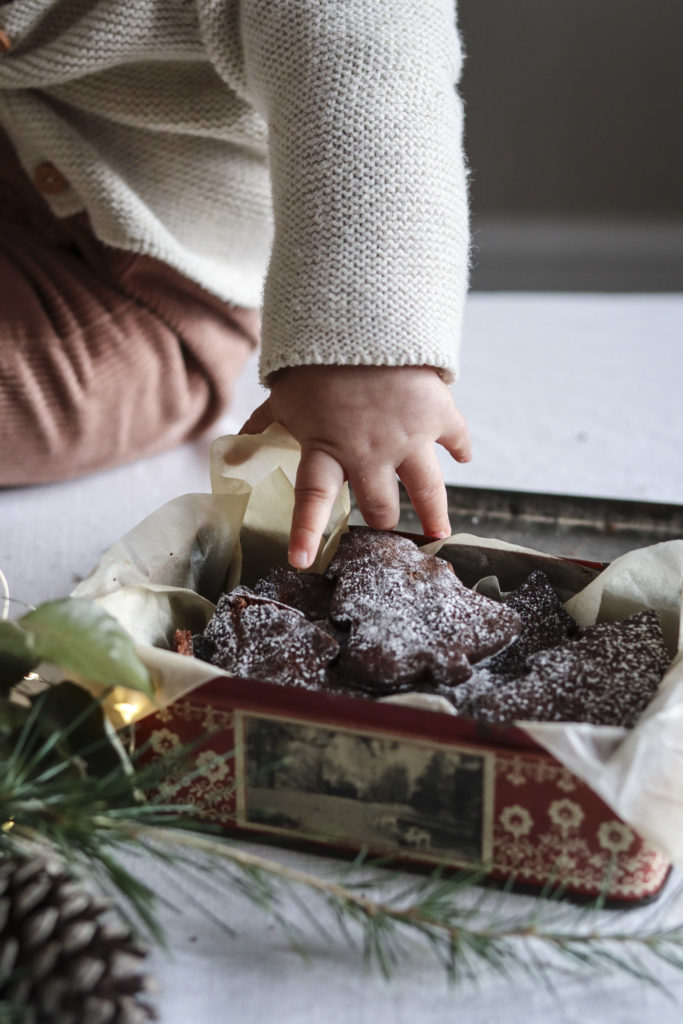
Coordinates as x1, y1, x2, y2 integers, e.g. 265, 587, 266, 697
128, 825, 683, 990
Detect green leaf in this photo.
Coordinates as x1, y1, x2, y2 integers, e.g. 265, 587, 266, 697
0, 620, 40, 690
18, 599, 153, 696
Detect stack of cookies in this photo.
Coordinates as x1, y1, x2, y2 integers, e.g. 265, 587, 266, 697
180, 530, 671, 729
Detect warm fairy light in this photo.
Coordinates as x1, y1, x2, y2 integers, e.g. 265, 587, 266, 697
113, 702, 140, 725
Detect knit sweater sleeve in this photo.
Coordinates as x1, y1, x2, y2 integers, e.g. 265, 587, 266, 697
239, 0, 469, 385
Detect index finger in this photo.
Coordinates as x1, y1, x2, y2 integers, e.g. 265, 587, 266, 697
289, 446, 345, 569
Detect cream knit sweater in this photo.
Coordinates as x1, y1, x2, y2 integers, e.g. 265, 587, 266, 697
0, 0, 469, 384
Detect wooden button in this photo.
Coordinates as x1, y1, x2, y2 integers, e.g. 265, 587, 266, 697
0, 30, 11, 53
33, 162, 69, 196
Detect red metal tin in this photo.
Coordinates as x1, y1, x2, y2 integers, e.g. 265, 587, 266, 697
135, 670, 669, 905
133, 536, 670, 905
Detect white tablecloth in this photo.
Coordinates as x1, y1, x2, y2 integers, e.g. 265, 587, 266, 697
2, 294, 683, 1022
137, 841, 683, 1024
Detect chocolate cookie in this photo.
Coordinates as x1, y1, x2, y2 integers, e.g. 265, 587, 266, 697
254, 566, 334, 621
325, 530, 522, 691
199, 586, 340, 690
468, 609, 670, 727
485, 569, 578, 675
189, 632, 218, 664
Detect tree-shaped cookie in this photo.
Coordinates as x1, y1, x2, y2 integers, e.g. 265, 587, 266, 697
325, 530, 521, 692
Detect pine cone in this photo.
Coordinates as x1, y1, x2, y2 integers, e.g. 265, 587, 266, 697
0, 852, 157, 1024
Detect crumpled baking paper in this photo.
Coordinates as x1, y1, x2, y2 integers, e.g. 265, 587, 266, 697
70, 424, 350, 723
70, 427, 683, 868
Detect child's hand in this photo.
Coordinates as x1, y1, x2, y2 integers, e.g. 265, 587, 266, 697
240, 365, 472, 569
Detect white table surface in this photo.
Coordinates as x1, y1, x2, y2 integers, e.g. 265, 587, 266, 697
2, 293, 683, 1022
135, 841, 683, 1024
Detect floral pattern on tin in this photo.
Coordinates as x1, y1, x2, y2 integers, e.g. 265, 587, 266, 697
495, 757, 576, 791
555, 770, 577, 793
195, 749, 232, 784
149, 728, 181, 754
548, 799, 585, 833
597, 821, 635, 855
499, 804, 534, 839
503, 758, 527, 787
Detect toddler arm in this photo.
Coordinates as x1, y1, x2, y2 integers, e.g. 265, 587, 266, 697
240, 0, 469, 383
239, 1, 470, 565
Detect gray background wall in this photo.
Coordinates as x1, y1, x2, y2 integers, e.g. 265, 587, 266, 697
457, 0, 683, 290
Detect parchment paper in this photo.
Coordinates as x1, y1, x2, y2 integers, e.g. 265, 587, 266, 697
67, 426, 350, 726
521, 542, 683, 862
68, 429, 683, 866
210, 424, 350, 585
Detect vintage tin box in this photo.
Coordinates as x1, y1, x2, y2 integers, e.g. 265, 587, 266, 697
131, 493, 683, 905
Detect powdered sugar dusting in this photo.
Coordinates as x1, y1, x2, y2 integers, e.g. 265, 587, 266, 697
202, 589, 339, 689
192, 536, 671, 727
254, 567, 334, 620
485, 568, 578, 674
326, 530, 521, 689
466, 610, 670, 727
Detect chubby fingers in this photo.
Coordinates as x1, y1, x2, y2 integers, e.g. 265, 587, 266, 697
347, 463, 401, 533
438, 405, 473, 464
290, 446, 345, 569
397, 400, 472, 539
397, 447, 451, 540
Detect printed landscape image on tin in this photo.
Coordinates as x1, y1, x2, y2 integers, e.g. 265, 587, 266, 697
238, 713, 493, 865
